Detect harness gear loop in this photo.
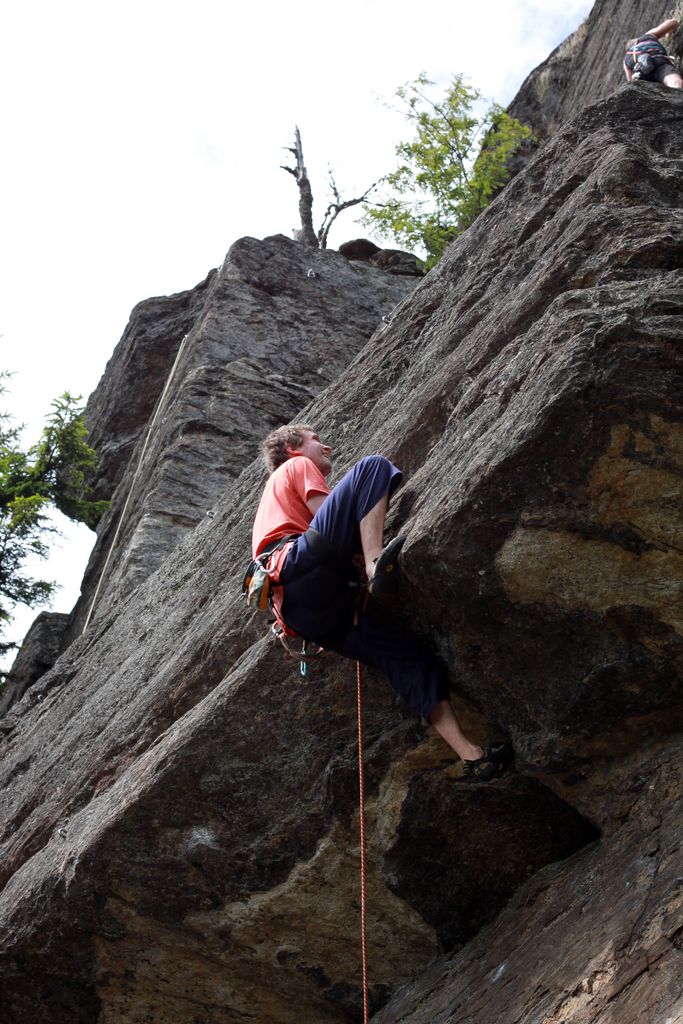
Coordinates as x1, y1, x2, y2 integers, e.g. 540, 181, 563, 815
356, 658, 369, 1024
272, 626, 325, 667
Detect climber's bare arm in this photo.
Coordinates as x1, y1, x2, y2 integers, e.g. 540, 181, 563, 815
624, 63, 634, 81
647, 18, 679, 39
306, 493, 326, 516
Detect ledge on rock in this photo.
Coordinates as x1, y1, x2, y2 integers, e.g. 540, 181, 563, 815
338, 237, 423, 276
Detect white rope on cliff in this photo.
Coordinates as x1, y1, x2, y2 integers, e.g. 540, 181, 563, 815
81, 330, 193, 634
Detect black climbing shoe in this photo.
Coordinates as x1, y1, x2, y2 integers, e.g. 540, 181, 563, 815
367, 536, 406, 600
461, 739, 513, 783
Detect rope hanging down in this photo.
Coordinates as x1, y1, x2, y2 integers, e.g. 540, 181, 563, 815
81, 330, 193, 634
356, 658, 370, 1024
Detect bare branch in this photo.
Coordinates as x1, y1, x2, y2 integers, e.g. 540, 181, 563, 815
328, 168, 343, 206
317, 178, 381, 249
282, 129, 380, 250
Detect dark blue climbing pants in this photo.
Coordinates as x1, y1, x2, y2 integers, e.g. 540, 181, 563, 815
280, 455, 449, 720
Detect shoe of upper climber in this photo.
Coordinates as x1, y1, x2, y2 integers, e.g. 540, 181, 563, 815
461, 739, 513, 783
367, 536, 406, 600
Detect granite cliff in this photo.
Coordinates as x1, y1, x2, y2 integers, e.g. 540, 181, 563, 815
1, 35, 682, 1024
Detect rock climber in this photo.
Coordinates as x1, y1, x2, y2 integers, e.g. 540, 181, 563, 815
623, 17, 682, 88
251, 423, 512, 782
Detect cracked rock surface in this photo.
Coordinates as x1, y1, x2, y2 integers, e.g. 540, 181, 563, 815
0, 85, 681, 1023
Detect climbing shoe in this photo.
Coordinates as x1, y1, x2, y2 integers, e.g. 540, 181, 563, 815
367, 536, 406, 600
461, 739, 513, 783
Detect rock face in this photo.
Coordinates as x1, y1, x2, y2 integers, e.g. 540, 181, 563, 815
507, 0, 680, 169
374, 745, 682, 1024
0, 612, 70, 716
83, 270, 218, 502
0, 85, 681, 1024
65, 234, 415, 642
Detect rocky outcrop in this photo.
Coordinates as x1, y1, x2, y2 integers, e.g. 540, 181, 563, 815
0, 612, 70, 716
65, 235, 415, 641
507, 0, 679, 170
338, 238, 423, 276
0, 84, 681, 1024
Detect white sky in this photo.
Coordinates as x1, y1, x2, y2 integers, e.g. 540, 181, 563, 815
0, 0, 593, 666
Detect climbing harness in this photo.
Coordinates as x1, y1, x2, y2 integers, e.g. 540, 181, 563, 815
242, 535, 299, 611
243, 535, 329, 678
244, 538, 325, 679
628, 36, 675, 79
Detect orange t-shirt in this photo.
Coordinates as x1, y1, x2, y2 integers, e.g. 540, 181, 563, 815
252, 456, 330, 579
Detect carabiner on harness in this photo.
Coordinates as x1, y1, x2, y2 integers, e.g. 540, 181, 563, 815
272, 625, 325, 676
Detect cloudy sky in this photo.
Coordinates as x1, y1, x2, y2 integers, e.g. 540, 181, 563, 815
1, 0, 593, 663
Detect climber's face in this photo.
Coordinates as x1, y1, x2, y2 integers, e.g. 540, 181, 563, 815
288, 429, 333, 477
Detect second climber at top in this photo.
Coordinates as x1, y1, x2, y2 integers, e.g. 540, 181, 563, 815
623, 17, 682, 88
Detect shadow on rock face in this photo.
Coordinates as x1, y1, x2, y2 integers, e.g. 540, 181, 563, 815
383, 772, 600, 952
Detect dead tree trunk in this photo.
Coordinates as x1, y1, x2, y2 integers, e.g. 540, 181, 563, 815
281, 127, 319, 248
282, 127, 381, 249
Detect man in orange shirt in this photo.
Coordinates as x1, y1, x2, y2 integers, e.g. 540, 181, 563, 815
252, 423, 511, 782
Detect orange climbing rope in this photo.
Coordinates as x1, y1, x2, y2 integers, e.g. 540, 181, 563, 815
356, 658, 370, 1024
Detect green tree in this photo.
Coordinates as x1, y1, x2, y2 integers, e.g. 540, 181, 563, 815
0, 381, 108, 662
363, 74, 532, 268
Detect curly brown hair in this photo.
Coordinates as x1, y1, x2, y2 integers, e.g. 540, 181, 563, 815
262, 423, 314, 473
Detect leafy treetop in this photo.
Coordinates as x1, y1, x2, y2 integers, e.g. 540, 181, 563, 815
363, 74, 532, 268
